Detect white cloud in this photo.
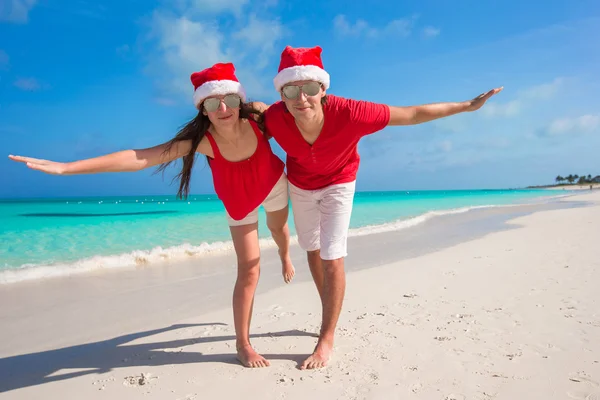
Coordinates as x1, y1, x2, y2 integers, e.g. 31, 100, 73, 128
13, 77, 48, 91
546, 114, 599, 136
147, 12, 228, 96
384, 17, 415, 37
482, 77, 563, 118
232, 14, 283, 69
333, 14, 417, 38
483, 136, 511, 149
435, 140, 453, 153
333, 15, 377, 38
155, 97, 177, 106
144, 7, 284, 105
0, 0, 37, 23
422, 26, 440, 38
432, 113, 470, 134
171, 0, 249, 16
521, 77, 563, 100
480, 99, 522, 118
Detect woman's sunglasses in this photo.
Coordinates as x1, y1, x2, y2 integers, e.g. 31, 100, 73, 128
203, 94, 241, 113
281, 81, 322, 100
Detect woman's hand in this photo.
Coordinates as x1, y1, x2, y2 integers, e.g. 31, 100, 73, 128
8, 155, 69, 175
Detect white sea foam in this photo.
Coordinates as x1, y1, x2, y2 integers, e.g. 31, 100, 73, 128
0, 200, 560, 285
0, 237, 284, 284
347, 204, 500, 237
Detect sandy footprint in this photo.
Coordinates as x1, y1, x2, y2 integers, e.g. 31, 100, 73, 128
410, 381, 423, 394
277, 311, 296, 317
123, 373, 157, 387
567, 374, 600, 400
199, 324, 224, 337
568, 392, 600, 400
445, 395, 466, 400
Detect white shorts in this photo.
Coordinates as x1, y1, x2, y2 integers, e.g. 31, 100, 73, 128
226, 173, 289, 226
289, 180, 356, 260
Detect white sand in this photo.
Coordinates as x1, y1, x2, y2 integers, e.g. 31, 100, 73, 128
1, 192, 599, 399
543, 184, 600, 191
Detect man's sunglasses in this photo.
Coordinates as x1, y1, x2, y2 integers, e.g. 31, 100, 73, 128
281, 81, 322, 100
203, 94, 241, 112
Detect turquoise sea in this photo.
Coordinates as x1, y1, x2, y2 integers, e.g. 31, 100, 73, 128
0, 189, 565, 284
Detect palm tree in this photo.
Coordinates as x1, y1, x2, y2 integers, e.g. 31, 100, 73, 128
555, 175, 564, 184
566, 174, 575, 184
588, 174, 592, 181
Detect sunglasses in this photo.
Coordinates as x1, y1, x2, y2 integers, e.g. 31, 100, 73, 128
203, 94, 241, 112
281, 81, 322, 100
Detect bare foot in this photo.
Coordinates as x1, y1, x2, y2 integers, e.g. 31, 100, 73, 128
281, 253, 295, 284
236, 344, 270, 368
300, 339, 333, 370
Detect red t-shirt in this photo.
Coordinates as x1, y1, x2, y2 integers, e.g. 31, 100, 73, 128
205, 119, 285, 220
264, 95, 390, 190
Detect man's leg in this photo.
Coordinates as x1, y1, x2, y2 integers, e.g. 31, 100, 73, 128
288, 183, 321, 295
306, 250, 324, 301
301, 181, 355, 370
301, 256, 345, 369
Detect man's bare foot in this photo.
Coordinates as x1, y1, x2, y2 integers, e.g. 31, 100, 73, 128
236, 344, 270, 368
300, 339, 333, 370
281, 253, 295, 284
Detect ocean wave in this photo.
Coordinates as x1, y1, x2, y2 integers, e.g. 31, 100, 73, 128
0, 237, 282, 284
347, 204, 500, 236
0, 201, 551, 285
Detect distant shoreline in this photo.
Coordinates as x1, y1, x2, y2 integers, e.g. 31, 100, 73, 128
527, 183, 600, 191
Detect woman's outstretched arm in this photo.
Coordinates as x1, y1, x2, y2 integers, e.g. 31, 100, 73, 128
8, 139, 195, 175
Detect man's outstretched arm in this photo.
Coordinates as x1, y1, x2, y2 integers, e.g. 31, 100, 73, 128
387, 87, 503, 126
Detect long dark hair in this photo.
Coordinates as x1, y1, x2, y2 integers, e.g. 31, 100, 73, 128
155, 103, 264, 200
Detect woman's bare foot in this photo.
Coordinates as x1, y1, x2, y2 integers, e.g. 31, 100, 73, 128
236, 344, 270, 368
300, 338, 333, 370
280, 252, 295, 284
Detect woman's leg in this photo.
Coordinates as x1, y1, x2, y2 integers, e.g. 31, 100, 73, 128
263, 173, 295, 283
266, 206, 295, 283
229, 221, 269, 368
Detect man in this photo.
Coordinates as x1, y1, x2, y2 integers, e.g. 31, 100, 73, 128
257, 45, 502, 370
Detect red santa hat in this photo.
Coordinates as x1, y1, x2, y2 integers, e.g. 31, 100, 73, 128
190, 62, 246, 109
273, 46, 331, 92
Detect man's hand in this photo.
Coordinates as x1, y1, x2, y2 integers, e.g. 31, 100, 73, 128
388, 86, 504, 126
465, 87, 504, 112
248, 101, 270, 113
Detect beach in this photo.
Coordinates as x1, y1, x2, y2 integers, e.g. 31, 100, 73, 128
1, 190, 599, 399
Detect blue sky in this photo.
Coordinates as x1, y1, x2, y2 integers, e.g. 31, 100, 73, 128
1, 0, 599, 198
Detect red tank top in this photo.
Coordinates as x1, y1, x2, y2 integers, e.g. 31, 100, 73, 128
205, 119, 285, 221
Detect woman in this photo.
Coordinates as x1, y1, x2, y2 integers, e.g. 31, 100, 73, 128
8, 62, 294, 368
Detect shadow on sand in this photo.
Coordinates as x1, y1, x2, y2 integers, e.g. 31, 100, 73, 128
0, 323, 318, 393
